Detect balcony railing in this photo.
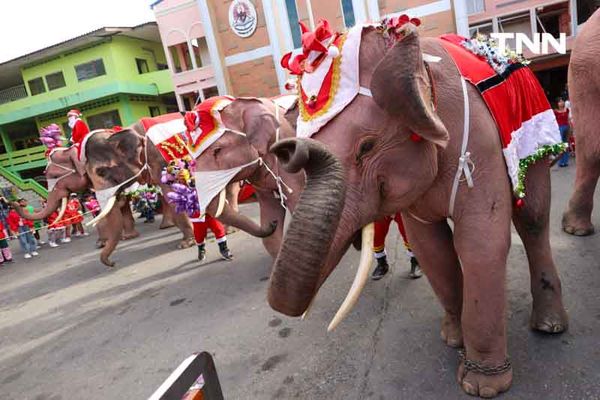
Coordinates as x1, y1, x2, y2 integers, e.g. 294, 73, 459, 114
0, 84, 28, 105
0, 145, 47, 170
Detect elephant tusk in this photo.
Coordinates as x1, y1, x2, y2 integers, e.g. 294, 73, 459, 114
301, 297, 315, 320
327, 223, 374, 332
51, 198, 68, 226
214, 190, 226, 218
86, 196, 117, 227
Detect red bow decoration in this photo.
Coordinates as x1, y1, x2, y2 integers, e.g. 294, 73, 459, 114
281, 19, 339, 75
184, 111, 201, 133
384, 14, 421, 41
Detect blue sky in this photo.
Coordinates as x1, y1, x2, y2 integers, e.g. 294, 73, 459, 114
0, 0, 156, 63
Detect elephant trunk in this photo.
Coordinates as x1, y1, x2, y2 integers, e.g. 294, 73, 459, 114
217, 202, 277, 238
12, 189, 67, 221
267, 138, 347, 317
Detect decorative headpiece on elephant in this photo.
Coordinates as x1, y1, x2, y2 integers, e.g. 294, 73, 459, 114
562, 8, 600, 237
269, 18, 568, 398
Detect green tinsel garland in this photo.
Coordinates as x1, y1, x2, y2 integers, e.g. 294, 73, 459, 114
514, 142, 568, 198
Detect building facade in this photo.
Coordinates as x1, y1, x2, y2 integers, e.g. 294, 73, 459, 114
153, 0, 468, 109
0, 22, 177, 185
467, 0, 599, 102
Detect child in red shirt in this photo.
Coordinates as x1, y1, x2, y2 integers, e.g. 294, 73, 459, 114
7, 200, 38, 259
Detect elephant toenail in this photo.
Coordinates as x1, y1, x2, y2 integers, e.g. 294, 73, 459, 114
480, 387, 498, 398
462, 381, 477, 396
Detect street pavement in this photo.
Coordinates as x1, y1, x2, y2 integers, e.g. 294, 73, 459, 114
0, 162, 599, 400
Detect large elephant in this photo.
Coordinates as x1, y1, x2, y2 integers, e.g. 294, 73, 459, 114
267, 24, 568, 397
562, 9, 600, 236
11, 146, 140, 246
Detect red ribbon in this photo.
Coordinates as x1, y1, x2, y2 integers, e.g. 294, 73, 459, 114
281, 19, 337, 75
184, 111, 201, 133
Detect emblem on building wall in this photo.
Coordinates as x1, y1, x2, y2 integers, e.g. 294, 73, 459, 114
229, 0, 257, 38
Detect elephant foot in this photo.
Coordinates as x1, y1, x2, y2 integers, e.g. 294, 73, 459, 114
440, 313, 463, 348
177, 237, 195, 249
457, 357, 512, 398
530, 299, 569, 333
122, 231, 140, 241
160, 221, 175, 230
562, 211, 595, 236
101, 257, 115, 268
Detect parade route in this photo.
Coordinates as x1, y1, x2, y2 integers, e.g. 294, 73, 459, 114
0, 164, 599, 400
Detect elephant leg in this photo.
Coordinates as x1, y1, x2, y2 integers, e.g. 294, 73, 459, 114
256, 192, 286, 259
453, 205, 512, 398
562, 144, 600, 236
159, 194, 176, 229
96, 221, 108, 248
100, 206, 125, 267
403, 214, 463, 348
514, 160, 568, 333
173, 210, 195, 249
121, 203, 140, 240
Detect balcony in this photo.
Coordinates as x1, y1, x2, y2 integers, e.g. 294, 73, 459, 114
0, 145, 47, 172
171, 66, 216, 91
0, 84, 28, 105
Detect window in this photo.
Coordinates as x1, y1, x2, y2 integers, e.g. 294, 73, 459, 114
340, 0, 356, 28
498, 12, 532, 50
136, 58, 150, 74
168, 44, 193, 73
149, 106, 161, 117
537, 2, 571, 37
466, 0, 485, 15
203, 86, 219, 99
45, 71, 66, 90
86, 110, 122, 130
285, 0, 302, 48
469, 21, 493, 38
191, 37, 211, 68
75, 59, 106, 81
28, 77, 46, 96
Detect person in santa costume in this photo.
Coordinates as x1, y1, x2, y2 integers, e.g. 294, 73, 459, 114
372, 213, 422, 280
67, 109, 90, 159
189, 212, 233, 262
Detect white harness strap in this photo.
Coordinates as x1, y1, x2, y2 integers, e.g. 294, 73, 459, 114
266, 103, 294, 211
448, 77, 475, 218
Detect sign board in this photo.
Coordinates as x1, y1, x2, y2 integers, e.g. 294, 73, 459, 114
149, 352, 224, 400
229, 0, 258, 38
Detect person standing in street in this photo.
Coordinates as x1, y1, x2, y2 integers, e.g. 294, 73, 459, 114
7, 199, 38, 259
0, 219, 13, 265
553, 97, 571, 167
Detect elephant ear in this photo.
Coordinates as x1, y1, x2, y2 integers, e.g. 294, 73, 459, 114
283, 99, 299, 131
237, 98, 281, 156
107, 128, 144, 166
370, 24, 449, 148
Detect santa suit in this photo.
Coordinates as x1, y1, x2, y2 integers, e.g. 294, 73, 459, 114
64, 198, 84, 225
189, 212, 227, 245
373, 213, 413, 258
70, 118, 90, 159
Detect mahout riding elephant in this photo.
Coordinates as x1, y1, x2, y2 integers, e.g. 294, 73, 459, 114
11, 146, 140, 247
267, 21, 568, 398
84, 97, 302, 265
563, 8, 600, 236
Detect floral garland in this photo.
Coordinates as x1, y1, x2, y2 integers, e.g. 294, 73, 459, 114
461, 34, 530, 75
129, 186, 160, 212
514, 142, 568, 201
160, 156, 199, 217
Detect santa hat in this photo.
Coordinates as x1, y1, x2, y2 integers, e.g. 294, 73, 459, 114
67, 109, 82, 118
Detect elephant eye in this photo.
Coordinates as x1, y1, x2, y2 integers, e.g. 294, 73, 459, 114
356, 138, 376, 162
213, 147, 222, 157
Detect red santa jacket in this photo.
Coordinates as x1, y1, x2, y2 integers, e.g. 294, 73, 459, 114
71, 119, 90, 145
7, 210, 34, 231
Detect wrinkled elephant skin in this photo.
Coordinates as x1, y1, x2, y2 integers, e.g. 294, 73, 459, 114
269, 26, 567, 398
563, 9, 600, 236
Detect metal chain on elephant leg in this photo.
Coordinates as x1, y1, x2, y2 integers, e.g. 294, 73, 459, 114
458, 349, 511, 376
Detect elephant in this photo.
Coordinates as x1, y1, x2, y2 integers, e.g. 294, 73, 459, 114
562, 8, 600, 236
11, 146, 140, 246
192, 97, 305, 258
266, 23, 568, 398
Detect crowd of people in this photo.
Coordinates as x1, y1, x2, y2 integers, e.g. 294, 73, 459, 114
0, 194, 92, 263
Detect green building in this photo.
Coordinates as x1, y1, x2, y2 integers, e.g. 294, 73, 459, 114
0, 22, 177, 198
